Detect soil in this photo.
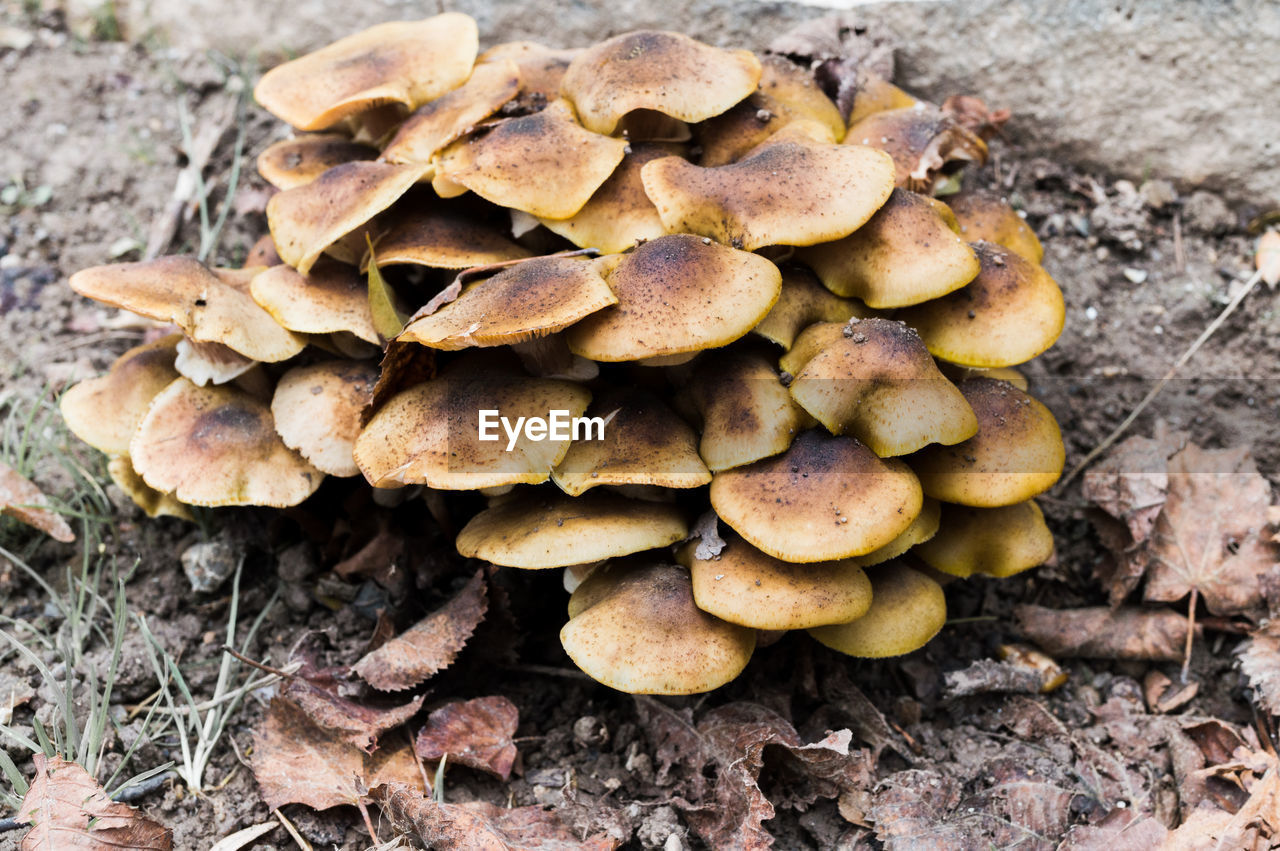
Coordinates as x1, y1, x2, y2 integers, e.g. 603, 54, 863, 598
1, 4, 1277, 851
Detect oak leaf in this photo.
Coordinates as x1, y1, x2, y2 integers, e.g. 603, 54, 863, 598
415, 695, 518, 779
0, 461, 74, 543
17, 755, 171, 850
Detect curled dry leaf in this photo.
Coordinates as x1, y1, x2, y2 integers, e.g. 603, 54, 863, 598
689, 509, 726, 560
1014, 604, 1195, 661
0, 460, 74, 543
17, 754, 171, 850
1237, 619, 1280, 715
415, 695, 519, 779
283, 657, 425, 753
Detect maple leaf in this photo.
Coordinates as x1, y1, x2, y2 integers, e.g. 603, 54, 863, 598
0, 460, 74, 543
415, 696, 519, 780
17, 755, 171, 850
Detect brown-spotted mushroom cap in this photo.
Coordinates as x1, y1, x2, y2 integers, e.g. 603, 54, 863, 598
641, 121, 895, 250
910, 377, 1064, 507
896, 241, 1065, 368
560, 562, 755, 694
948, 191, 1044, 264
915, 500, 1054, 579
787, 318, 978, 457
552, 389, 711, 496
272, 361, 378, 477
560, 31, 762, 136
455, 491, 687, 568
107, 456, 192, 520
798, 188, 980, 308
845, 103, 988, 191
381, 60, 522, 165
477, 42, 581, 104
245, 234, 282, 268
565, 234, 782, 362
808, 563, 946, 658
253, 14, 479, 131
361, 206, 531, 272
778, 321, 847, 377
249, 259, 380, 344
942, 364, 1030, 392
267, 161, 429, 275
398, 256, 616, 350
130, 378, 323, 507
753, 266, 870, 351
846, 70, 918, 125
687, 348, 808, 472
852, 496, 940, 567
677, 533, 871, 630
710, 429, 922, 562
256, 134, 378, 191
69, 257, 305, 362
432, 100, 627, 219
60, 334, 181, 455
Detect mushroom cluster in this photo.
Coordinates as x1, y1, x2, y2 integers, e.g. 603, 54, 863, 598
62, 15, 1066, 694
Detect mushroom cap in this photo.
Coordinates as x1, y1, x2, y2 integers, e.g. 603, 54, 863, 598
560, 562, 755, 694
432, 99, 628, 219
948, 191, 1044, 264
845, 104, 987, 191
245, 235, 283, 268
381, 60, 522, 165
798, 188, 980, 308
272, 360, 378, 477
808, 564, 946, 658
753, 266, 869, 350
896, 241, 1065, 368
538, 143, 680, 254
565, 234, 782, 362
250, 259, 380, 344
477, 41, 581, 104
398, 256, 616, 350
267, 161, 429, 276
641, 121, 895, 250
552, 388, 710, 495
361, 205, 532, 271
678, 533, 872, 630
778, 321, 846, 377
69, 257, 305, 362
106, 456, 192, 520
560, 31, 762, 135
455, 490, 688, 568
173, 339, 257, 387
915, 500, 1054, 579
942, 364, 1029, 392
130, 378, 323, 507
911, 378, 1064, 507
687, 348, 809, 472
846, 70, 918, 125
256, 134, 378, 191
352, 371, 591, 490
787, 317, 979, 457
710, 429, 922, 562
253, 14, 479, 131
852, 496, 940, 567
60, 334, 181, 455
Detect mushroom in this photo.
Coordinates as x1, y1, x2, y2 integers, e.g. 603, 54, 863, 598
845, 103, 988, 192
948, 190, 1044, 264
381, 60, 522, 165
560, 562, 755, 694
106, 456, 192, 520
358, 205, 531, 272
808, 563, 947, 658
896, 241, 1065, 368
253, 13, 479, 131
249, 258, 380, 344
272, 360, 378, 477
778, 321, 848, 377
915, 500, 1054, 579
173, 338, 257, 386
752, 266, 870, 351
245, 234, 282, 268
846, 70, 917, 125
852, 496, 940, 567
60, 334, 182, 455
709, 429, 922, 563
256, 134, 378, 191
477, 41, 581, 105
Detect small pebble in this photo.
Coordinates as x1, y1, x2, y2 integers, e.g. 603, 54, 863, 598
1123, 267, 1148, 284
1085, 306, 1099, 320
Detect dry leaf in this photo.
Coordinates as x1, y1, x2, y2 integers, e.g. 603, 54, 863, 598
1238, 619, 1280, 715
283, 660, 424, 753
250, 696, 424, 811
1015, 604, 1195, 661
361, 340, 436, 427
0, 461, 74, 543
940, 94, 1010, 140
1141, 670, 1199, 713
1258, 230, 1280, 287
943, 658, 1043, 699
353, 570, 487, 691
1057, 809, 1170, 849
371, 782, 618, 850
415, 696, 518, 779
767, 14, 896, 121
16, 755, 171, 850
870, 769, 968, 849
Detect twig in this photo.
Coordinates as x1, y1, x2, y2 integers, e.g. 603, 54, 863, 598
1173, 211, 1186, 274
1182, 587, 1199, 684
220, 646, 294, 680
273, 808, 312, 851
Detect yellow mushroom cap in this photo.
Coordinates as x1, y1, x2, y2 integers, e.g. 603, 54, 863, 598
778, 321, 847, 377
107, 456, 192, 520
787, 317, 979, 457
250, 259, 379, 344
352, 371, 590, 490
266, 161, 429, 276
565, 234, 782, 362
948, 191, 1044, 264
253, 14, 479, 131
477, 42, 581, 104
130, 378, 323, 507
846, 70, 918, 126
641, 121, 895, 250
69, 257, 305, 363
271, 361, 378, 478
753, 266, 870, 351
256, 134, 378, 191
399, 256, 616, 351
245, 235, 283, 268
845, 103, 987, 191
60, 334, 181, 455
677, 533, 871, 630
710, 429, 922, 563
361, 206, 532, 272
798, 188, 980, 308
432, 99, 627, 219
852, 496, 941, 567
381, 60, 522, 165
560, 31, 762, 135
942, 364, 1030, 392
896, 241, 1065, 368
561, 562, 755, 694
808, 563, 946, 658
911, 377, 1065, 507
455, 491, 688, 568
538, 143, 680, 254
915, 500, 1054, 579
552, 388, 710, 496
